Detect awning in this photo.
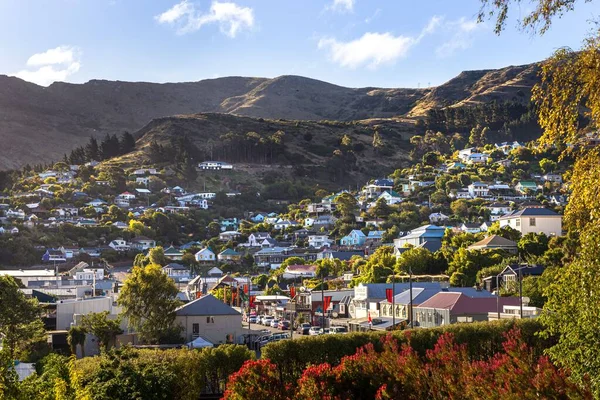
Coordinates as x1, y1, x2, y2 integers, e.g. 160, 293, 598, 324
187, 336, 214, 349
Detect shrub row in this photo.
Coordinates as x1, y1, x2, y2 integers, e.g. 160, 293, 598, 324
261, 319, 553, 385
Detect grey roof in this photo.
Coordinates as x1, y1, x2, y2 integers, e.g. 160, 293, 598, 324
499, 207, 560, 219
175, 294, 241, 316
364, 282, 495, 300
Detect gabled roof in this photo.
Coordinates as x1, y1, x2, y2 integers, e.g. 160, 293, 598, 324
196, 247, 215, 254
401, 224, 446, 240
175, 294, 241, 316
285, 264, 317, 273
468, 235, 517, 250
219, 248, 241, 256
499, 207, 560, 219
347, 229, 366, 237
164, 246, 183, 255
380, 190, 401, 198
417, 292, 519, 314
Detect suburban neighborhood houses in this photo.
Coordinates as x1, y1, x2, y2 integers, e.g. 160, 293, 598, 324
0, 136, 571, 364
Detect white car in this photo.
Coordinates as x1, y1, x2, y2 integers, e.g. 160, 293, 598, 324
309, 326, 323, 335
262, 316, 274, 326
329, 326, 348, 334
270, 319, 280, 328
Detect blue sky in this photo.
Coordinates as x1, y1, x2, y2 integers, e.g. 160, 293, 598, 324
1, 0, 598, 88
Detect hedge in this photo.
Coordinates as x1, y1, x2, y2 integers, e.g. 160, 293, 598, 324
261, 319, 553, 385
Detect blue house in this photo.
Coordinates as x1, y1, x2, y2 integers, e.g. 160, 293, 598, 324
393, 224, 447, 253
340, 230, 366, 246
251, 214, 265, 223
220, 218, 238, 231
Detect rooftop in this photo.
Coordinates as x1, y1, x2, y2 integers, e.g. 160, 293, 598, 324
175, 294, 240, 316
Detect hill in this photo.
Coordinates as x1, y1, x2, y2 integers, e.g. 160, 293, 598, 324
0, 62, 539, 169
105, 112, 415, 190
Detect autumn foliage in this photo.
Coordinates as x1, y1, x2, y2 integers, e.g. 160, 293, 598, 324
224, 329, 591, 400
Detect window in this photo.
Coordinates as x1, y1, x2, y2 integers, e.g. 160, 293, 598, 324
529, 218, 536, 226
206, 316, 214, 323
192, 323, 199, 335
516, 219, 520, 227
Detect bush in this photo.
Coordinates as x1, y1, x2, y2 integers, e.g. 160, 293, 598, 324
228, 327, 589, 399
260, 320, 551, 386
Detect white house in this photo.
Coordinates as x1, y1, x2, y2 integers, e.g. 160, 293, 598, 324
108, 239, 130, 252
247, 232, 271, 247
198, 161, 233, 170
499, 208, 562, 236
485, 202, 512, 221
136, 177, 150, 186
282, 264, 317, 280
131, 236, 156, 251
429, 212, 449, 223
468, 182, 490, 198
466, 153, 489, 164
174, 294, 242, 344
195, 247, 216, 263
377, 190, 403, 205
308, 234, 333, 248
117, 192, 136, 201
458, 148, 476, 162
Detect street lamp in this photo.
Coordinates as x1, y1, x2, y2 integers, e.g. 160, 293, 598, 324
392, 273, 395, 330
409, 267, 414, 329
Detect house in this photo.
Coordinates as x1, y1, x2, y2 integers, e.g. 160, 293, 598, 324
495, 141, 524, 154
260, 238, 279, 248
135, 188, 151, 196
467, 235, 518, 253
485, 202, 512, 221
308, 234, 333, 248
42, 249, 67, 263
317, 249, 364, 261
197, 161, 233, 170
55, 204, 78, 217
220, 218, 239, 232
207, 267, 224, 277
549, 195, 567, 206
195, 247, 216, 263
495, 159, 512, 167
274, 219, 299, 230
515, 181, 539, 194
377, 190, 402, 205
305, 215, 337, 229
130, 236, 156, 251
363, 178, 394, 197
174, 294, 242, 344
117, 192, 136, 201
180, 241, 202, 250
218, 248, 242, 263
59, 246, 79, 259
307, 203, 336, 213
108, 239, 130, 252
86, 199, 106, 207
458, 148, 476, 162
162, 263, 191, 282
340, 230, 366, 246
247, 232, 271, 247
394, 225, 446, 253
6, 209, 26, 219
480, 221, 493, 231
459, 223, 481, 234
282, 264, 317, 280
429, 212, 449, 223
293, 228, 311, 240
413, 292, 520, 328
133, 168, 158, 175
466, 153, 489, 164
219, 231, 241, 241
499, 207, 562, 236
542, 173, 562, 183
112, 221, 128, 230
250, 213, 265, 223
468, 182, 490, 198
365, 231, 384, 246
164, 246, 184, 261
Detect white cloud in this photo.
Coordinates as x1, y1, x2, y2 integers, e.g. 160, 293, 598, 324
318, 33, 416, 69
318, 16, 441, 69
328, 0, 355, 13
12, 46, 81, 86
436, 17, 482, 57
155, 1, 254, 38
364, 8, 381, 24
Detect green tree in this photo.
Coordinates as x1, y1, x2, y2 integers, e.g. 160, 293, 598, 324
540, 225, 600, 394
335, 192, 357, 217
422, 151, 440, 166
118, 264, 181, 344
395, 247, 437, 275
372, 130, 384, 151
67, 326, 87, 357
539, 158, 557, 174
0, 275, 45, 360
81, 311, 123, 351
149, 246, 168, 266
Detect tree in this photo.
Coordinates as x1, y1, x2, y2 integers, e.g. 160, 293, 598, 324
0, 275, 45, 360
149, 246, 168, 266
539, 158, 557, 174
422, 151, 440, 166
81, 311, 123, 351
372, 130, 384, 151
540, 224, 600, 395
117, 264, 181, 344
450, 199, 469, 218
395, 247, 437, 275
370, 198, 392, 219
335, 192, 357, 217
487, 222, 522, 242
67, 326, 87, 357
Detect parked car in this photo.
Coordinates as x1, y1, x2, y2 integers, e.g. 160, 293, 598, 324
258, 333, 290, 348
278, 320, 290, 330
309, 326, 323, 335
329, 326, 348, 334
270, 319, 280, 328
262, 316, 274, 326
298, 323, 311, 335
248, 316, 258, 323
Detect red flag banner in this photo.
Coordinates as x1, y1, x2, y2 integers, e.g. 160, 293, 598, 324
243, 284, 249, 294
290, 286, 296, 298
368, 311, 372, 325
386, 288, 393, 304
323, 295, 332, 312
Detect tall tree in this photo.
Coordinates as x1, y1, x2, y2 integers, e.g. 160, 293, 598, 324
81, 311, 123, 351
117, 264, 181, 344
67, 326, 87, 357
0, 276, 45, 360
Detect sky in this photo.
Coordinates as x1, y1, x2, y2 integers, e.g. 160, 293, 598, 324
1, 0, 599, 88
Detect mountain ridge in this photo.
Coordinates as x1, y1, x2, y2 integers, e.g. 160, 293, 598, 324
0, 61, 540, 169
